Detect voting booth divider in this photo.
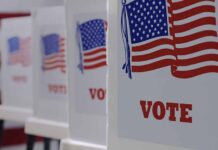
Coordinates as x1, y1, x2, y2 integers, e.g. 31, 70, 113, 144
107, 0, 218, 150
25, 6, 69, 139
0, 17, 33, 123
60, 0, 107, 150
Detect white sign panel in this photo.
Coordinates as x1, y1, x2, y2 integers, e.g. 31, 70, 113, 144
64, 0, 107, 146
39, 25, 67, 101
32, 6, 68, 123
1, 17, 33, 110
73, 13, 107, 115
109, 0, 218, 149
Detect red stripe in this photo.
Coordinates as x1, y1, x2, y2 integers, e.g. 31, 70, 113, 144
172, 0, 214, 10
132, 49, 174, 62
84, 61, 107, 70
84, 54, 106, 63
132, 38, 172, 52
59, 49, 65, 53
44, 65, 66, 70
59, 38, 65, 42
174, 30, 217, 44
173, 17, 216, 33
173, 5, 215, 21
45, 60, 65, 65
176, 42, 218, 55
173, 66, 218, 78
132, 59, 174, 72
0, 13, 30, 22
84, 48, 106, 56
0, 127, 43, 147
45, 54, 65, 61
175, 54, 218, 66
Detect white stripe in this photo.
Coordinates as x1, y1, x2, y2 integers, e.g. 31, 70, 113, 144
44, 62, 65, 68
84, 59, 106, 66
176, 61, 218, 71
173, 1, 215, 14
82, 46, 105, 52
171, 0, 183, 3
177, 49, 218, 59
175, 25, 217, 37
83, 50, 106, 59
174, 12, 216, 26
45, 55, 65, 63
132, 44, 174, 56
132, 55, 175, 66
176, 36, 218, 48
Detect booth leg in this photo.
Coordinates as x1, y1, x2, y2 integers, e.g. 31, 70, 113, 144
26, 135, 36, 150
43, 138, 51, 150
0, 120, 4, 147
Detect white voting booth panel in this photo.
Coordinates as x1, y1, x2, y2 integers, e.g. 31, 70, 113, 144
25, 6, 69, 139
61, 0, 107, 150
0, 17, 33, 123
108, 0, 218, 150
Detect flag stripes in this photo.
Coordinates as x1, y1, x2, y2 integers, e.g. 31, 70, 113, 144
8, 37, 31, 67
171, 0, 218, 78
43, 37, 66, 73
122, 0, 218, 78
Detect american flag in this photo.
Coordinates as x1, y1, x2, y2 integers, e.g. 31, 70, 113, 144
77, 19, 107, 73
42, 33, 66, 73
8, 36, 31, 67
122, 0, 218, 79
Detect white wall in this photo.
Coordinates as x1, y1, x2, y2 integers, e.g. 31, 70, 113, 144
0, 0, 64, 13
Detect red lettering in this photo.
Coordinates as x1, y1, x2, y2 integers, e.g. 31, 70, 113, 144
180, 104, 192, 123
12, 76, 27, 83
48, 84, 67, 95
89, 88, 106, 101
140, 101, 152, 118
140, 100, 192, 123
97, 89, 106, 100
89, 88, 97, 100
166, 103, 179, 121
153, 101, 165, 120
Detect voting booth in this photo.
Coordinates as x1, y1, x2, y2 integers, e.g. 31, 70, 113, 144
0, 17, 33, 123
61, 0, 107, 149
107, 0, 218, 150
25, 6, 69, 139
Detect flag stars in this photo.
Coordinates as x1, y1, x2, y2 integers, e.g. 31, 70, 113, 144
80, 19, 106, 50
127, 0, 168, 43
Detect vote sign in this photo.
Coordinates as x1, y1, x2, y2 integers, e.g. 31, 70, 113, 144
1, 17, 33, 109
117, 0, 218, 149
74, 14, 107, 115
39, 26, 67, 101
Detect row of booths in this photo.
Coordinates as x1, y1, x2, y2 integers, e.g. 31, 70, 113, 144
0, 0, 218, 150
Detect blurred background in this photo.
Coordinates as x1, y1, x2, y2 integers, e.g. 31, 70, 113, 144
0, 1, 64, 150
